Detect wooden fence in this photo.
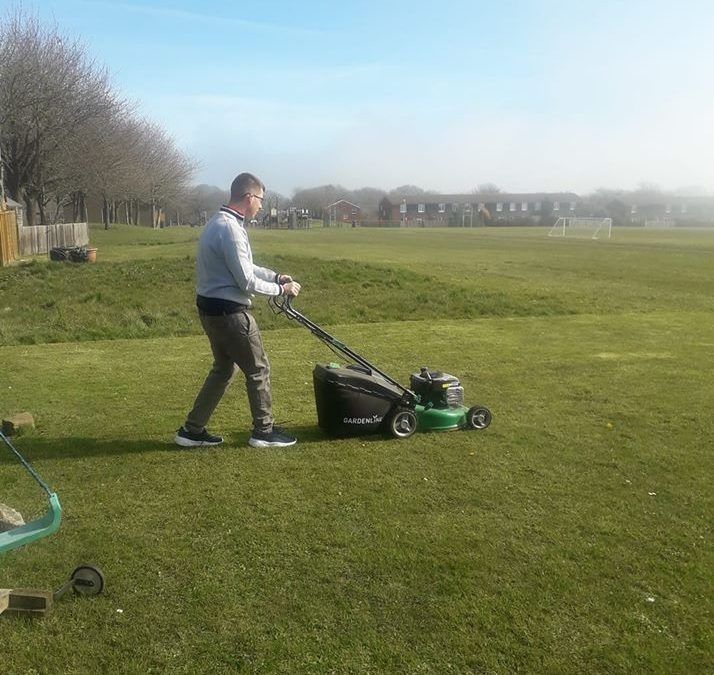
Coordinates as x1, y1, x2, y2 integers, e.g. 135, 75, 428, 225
0, 209, 19, 267
17, 222, 89, 256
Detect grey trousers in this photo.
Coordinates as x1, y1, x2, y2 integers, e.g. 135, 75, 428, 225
185, 310, 273, 434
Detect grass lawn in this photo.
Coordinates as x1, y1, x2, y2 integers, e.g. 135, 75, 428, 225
1, 225, 712, 673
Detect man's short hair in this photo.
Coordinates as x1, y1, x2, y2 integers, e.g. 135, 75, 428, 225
230, 173, 265, 202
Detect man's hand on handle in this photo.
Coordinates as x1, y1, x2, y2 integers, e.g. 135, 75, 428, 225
282, 280, 301, 297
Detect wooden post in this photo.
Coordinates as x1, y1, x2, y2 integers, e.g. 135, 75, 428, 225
0, 589, 9, 614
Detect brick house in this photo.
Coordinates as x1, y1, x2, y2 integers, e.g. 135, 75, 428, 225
325, 199, 362, 226
616, 195, 714, 227
378, 193, 580, 226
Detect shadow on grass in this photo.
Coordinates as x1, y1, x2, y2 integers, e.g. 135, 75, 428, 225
228, 424, 329, 448
0, 425, 338, 462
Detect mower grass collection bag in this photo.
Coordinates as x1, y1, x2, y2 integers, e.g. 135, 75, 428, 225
313, 363, 403, 437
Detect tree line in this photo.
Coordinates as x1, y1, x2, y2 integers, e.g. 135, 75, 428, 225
289, 182, 709, 224
289, 184, 505, 219
0, 8, 194, 228
290, 185, 433, 219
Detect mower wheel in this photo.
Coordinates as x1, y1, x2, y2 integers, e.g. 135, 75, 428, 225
388, 407, 418, 439
70, 564, 106, 596
466, 406, 492, 430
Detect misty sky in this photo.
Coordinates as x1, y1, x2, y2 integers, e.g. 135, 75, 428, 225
20, 0, 714, 196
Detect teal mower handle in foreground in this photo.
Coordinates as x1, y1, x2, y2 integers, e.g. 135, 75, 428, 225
0, 430, 62, 555
0, 430, 105, 617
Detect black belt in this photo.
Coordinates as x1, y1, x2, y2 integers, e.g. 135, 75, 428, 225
196, 295, 249, 316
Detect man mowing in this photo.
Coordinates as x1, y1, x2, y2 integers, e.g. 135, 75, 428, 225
175, 172, 301, 448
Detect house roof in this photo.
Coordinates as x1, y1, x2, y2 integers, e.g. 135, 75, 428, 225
327, 199, 361, 209
4, 196, 24, 209
384, 192, 579, 205
614, 194, 714, 207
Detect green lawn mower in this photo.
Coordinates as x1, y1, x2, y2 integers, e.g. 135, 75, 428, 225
268, 296, 492, 439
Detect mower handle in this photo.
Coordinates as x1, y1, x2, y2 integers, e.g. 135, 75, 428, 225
270, 293, 295, 313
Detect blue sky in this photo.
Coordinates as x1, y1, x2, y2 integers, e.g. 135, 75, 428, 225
12, 0, 714, 196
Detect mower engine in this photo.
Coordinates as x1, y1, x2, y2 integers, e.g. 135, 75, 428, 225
410, 367, 464, 409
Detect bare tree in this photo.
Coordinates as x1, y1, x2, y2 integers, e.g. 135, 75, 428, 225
291, 184, 348, 218
1, 8, 196, 229
389, 184, 427, 197
636, 182, 662, 193
289, 185, 387, 220
177, 184, 227, 225
78, 114, 146, 228
0, 8, 122, 224
133, 121, 196, 228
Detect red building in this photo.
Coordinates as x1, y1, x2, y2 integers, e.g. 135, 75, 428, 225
379, 192, 580, 226
325, 200, 362, 226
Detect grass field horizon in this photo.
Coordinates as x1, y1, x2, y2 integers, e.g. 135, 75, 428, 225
1, 225, 712, 673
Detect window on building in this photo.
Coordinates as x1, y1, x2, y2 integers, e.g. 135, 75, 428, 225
665, 204, 672, 214
553, 201, 560, 211
631, 204, 637, 214
438, 203, 446, 213
418, 203, 425, 213
399, 202, 406, 214
478, 202, 485, 211
570, 201, 576, 211
497, 202, 503, 212
521, 201, 528, 211
535, 201, 541, 211
509, 202, 516, 212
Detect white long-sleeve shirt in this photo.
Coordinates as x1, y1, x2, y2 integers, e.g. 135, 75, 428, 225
195, 206, 281, 306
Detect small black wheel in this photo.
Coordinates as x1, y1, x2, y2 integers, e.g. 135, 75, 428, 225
466, 406, 492, 430
70, 565, 106, 596
388, 407, 418, 439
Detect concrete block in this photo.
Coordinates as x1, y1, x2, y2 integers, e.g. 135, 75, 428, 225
0, 503, 24, 533
1, 412, 35, 436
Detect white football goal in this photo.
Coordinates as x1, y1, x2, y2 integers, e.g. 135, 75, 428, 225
548, 217, 612, 239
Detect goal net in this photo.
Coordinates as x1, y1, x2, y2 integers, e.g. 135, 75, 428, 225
548, 217, 612, 239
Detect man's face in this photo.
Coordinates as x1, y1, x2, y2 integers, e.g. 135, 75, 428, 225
247, 189, 265, 218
